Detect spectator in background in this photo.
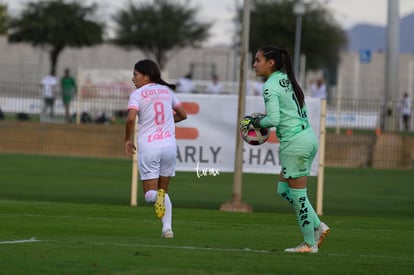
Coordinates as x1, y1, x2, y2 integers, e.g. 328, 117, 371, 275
252, 78, 264, 96
176, 73, 196, 93
402, 92, 411, 131
206, 74, 223, 94
60, 68, 77, 122
41, 70, 58, 117
247, 76, 264, 96
310, 78, 327, 99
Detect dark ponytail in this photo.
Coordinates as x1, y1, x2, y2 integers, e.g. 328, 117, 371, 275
259, 46, 305, 108
134, 59, 176, 90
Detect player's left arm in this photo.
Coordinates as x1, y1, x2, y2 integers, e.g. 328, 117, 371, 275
173, 104, 187, 123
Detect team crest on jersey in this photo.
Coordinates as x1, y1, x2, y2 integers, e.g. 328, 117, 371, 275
279, 79, 290, 88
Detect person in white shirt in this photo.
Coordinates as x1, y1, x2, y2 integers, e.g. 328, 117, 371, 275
206, 74, 223, 94
175, 73, 196, 93
310, 78, 327, 99
41, 71, 58, 117
402, 92, 411, 131
250, 79, 264, 96
124, 59, 187, 238
246, 74, 264, 96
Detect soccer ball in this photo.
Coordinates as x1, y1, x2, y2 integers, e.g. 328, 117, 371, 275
240, 113, 270, 145
240, 127, 270, 145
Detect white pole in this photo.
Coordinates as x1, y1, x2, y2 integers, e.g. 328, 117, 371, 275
76, 67, 82, 124
384, 0, 400, 131
353, 54, 360, 100
408, 59, 414, 97
220, 0, 252, 212
335, 61, 343, 134
299, 54, 306, 88
316, 99, 327, 215
293, 1, 305, 77
130, 119, 138, 206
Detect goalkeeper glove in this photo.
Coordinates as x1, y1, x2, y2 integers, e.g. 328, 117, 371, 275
240, 115, 262, 130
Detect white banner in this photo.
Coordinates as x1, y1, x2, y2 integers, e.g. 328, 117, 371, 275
174, 94, 321, 175
77, 68, 133, 99
325, 111, 379, 129
0, 92, 321, 175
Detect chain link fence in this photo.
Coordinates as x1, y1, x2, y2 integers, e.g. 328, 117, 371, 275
0, 82, 413, 169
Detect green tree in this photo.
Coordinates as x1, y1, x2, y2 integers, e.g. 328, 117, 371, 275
112, 0, 210, 70
238, 0, 347, 81
0, 3, 8, 35
8, 0, 104, 75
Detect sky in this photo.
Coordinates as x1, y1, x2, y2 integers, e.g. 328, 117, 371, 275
3, 0, 414, 46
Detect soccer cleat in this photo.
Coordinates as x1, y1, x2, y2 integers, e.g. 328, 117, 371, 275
154, 189, 166, 218
314, 222, 330, 248
161, 229, 174, 238
284, 242, 318, 253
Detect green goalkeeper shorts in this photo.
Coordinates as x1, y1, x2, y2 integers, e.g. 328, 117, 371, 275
279, 128, 318, 179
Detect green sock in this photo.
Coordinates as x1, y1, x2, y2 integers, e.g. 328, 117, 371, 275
277, 182, 294, 206
289, 188, 320, 246
278, 182, 321, 229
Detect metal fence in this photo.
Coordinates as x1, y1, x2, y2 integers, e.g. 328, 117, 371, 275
0, 82, 413, 169
326, 97, 411, 132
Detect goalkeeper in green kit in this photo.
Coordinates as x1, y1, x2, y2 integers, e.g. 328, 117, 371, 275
240, 45, 330, 253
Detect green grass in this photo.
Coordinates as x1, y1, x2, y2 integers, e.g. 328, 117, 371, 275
0, 153, 413, 274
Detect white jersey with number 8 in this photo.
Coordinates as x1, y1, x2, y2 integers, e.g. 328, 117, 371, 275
127, 83, 182, 153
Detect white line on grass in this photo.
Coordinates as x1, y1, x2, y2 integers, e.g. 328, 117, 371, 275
94, 242, 274, 254
107, 242, 412, 260
2, 213, 279, 228
0, 237, 41, 244
106, 243, 272, 253
0, 238, 407, 260
93, 242, 410, 259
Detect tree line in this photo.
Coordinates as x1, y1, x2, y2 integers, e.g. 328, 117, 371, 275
0, 0, 346, 81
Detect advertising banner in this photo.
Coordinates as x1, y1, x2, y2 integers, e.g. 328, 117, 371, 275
174, 94, 321, 175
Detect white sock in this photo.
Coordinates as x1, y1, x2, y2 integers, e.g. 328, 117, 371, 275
162, 194, 172, 231
144, 190, 157, 204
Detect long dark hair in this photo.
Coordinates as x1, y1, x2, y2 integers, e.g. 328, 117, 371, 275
259, 46, 305, 108
134, 59, 176, 90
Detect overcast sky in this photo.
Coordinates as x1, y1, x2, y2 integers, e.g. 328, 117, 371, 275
3, 0, 414, 46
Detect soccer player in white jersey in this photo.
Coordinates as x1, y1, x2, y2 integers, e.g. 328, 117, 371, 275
124, 59, 187, 238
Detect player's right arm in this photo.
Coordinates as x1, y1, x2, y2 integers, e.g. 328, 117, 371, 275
124, 108, 137, 157
259, 86, 280, 129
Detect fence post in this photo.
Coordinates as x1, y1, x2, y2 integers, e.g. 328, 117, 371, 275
317, 99, 327, 215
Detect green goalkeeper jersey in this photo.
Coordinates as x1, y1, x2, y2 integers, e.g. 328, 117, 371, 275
259, 71, 310, 142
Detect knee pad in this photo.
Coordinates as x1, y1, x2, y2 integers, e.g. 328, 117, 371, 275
144, 190, 157, 204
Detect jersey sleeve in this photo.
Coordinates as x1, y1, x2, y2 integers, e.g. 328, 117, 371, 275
259, 86, 280, 128
170, 91, 182, 109
127, 90, 140, 111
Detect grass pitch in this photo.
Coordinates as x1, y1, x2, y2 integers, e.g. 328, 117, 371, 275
0, 154, 413, 274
